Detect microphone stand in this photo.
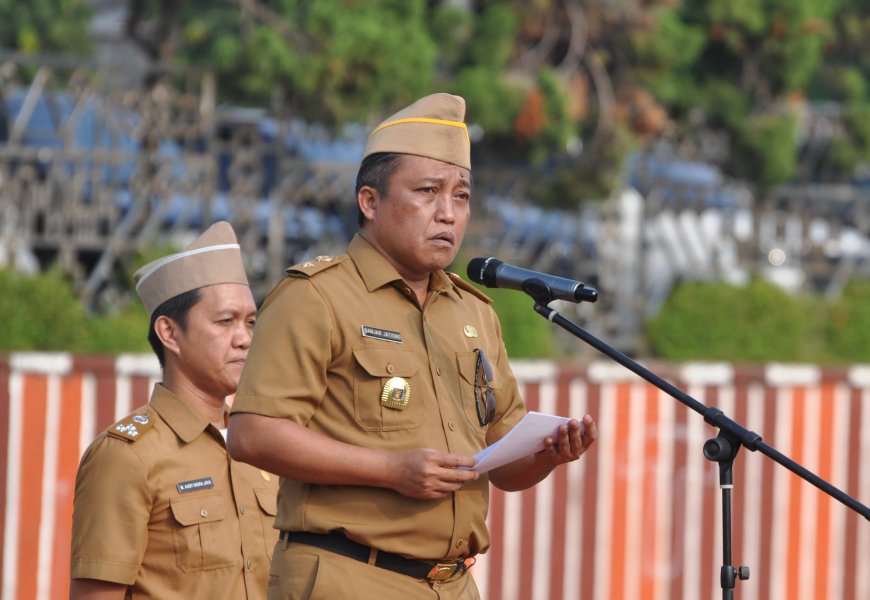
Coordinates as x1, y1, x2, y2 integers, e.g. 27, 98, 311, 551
521, 281, 870, 600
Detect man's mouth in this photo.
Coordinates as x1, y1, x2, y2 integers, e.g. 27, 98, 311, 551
432, 232, 455, 245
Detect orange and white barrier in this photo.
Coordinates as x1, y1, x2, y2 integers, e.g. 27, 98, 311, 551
1, 354, 868, 600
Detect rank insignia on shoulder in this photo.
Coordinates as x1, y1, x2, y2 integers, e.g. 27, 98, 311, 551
286, 254, 343, 277
301, 255, 334, 267
107, 410, 155, 442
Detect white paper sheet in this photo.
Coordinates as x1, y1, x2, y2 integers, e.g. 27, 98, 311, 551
472, 411, 582, 473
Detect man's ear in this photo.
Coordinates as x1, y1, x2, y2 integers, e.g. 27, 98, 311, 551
154, 315, 182, 358
357, 186, 379, 223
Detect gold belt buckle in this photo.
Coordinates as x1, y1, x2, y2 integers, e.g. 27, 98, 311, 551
427, 562, 459, 581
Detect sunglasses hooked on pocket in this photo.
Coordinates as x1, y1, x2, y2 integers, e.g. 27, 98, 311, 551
473, 348, 496, 426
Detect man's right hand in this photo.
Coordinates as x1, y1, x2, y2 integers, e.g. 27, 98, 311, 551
389, 448, 478, 499
229, 414, 479, 498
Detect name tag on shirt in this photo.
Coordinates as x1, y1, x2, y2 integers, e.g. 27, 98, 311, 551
177, 477, 215, 493
361, 325, 402, 344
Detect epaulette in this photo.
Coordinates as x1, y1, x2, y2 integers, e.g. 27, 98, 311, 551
107, 408, 156, 443
286, 254, 346, 278
448, 272, 493, 304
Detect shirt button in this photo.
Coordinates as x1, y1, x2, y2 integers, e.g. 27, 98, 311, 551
246, 559, 253, 570
200, 508, 208, 518
456, 539, 465, 549
436, 366, 442, 376
448, 421, 455, 431
239, 506, 246, 515
386, 364, 395, 374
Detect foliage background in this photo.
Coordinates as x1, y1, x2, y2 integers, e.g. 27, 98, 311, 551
2, 1, 870, 362
0, 268, 149, 353
7, 264, 870, 365
4, 1, 870, 191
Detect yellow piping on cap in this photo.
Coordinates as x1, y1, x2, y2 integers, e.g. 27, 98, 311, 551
369, 117, 470, 144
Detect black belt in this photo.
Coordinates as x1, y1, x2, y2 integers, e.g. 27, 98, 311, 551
279, 531, 471, 581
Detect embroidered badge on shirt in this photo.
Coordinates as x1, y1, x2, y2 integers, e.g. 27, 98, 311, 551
260, 470, 272, 482
463, 325, 478, 338
380, 377, 411, 410
362, 325, 402, 344
177, 477, 215, 493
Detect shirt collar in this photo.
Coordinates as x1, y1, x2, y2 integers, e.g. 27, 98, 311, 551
348, 234, 462, 301
149, 383, 218, 444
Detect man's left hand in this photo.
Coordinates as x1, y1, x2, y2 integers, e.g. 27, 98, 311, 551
539, 414, 598, 465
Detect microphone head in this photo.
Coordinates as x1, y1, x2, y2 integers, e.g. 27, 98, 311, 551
467, 257, 501, 287
579, 286, 599, 303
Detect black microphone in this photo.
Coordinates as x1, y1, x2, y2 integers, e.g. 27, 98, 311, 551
467, 257, 598, 303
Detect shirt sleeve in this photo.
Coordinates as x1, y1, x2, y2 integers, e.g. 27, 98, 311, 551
232, 276, 333, 424
70, 436, 151, 584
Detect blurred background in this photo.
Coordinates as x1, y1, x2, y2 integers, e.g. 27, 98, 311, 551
1, 1, 869, 599
5, 0, 870, 361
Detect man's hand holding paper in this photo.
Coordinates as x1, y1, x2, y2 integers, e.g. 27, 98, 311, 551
538, 414, 597, 466
472, 411, 598, 473
482, 411, 598, 492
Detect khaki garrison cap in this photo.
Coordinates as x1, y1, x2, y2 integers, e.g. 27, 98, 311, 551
134, 221, 249, 315
364, 93, 471, 170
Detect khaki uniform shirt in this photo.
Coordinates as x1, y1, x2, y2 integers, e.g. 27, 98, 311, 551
71, 384, 279, 599
232, 234, 526, 561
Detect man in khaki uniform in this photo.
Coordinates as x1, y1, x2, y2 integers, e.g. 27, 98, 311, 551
228, 94, 598, 600
70, 222, 279, 599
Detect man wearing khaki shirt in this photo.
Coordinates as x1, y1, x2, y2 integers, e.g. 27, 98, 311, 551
228, 94, 598, 599
70, 222, 279, 599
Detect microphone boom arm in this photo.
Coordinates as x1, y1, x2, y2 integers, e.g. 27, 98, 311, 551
527, 295, 870, 599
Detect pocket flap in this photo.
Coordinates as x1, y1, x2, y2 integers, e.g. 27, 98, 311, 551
170, 494, 227, 526
254, 487, 278, 516
353, 348, 418, 378
457, 351, 502, 388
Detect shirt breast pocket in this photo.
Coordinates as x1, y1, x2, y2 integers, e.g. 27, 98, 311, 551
456, 350, 502, 433
169, 493, 240, 572
254, 487, 278, 551
352, 347, 423, 431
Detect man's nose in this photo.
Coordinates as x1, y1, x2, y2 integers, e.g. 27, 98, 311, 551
235, 322, 253, 348
436, 194, 456, 222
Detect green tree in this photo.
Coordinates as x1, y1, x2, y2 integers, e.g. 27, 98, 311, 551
177, 0, 438, 125
0, 269, 89, 351
0, 0, 93, 54
806, 1, 870, 178
825, 279, 870, 362
646, 279, 814, 362
124, 1, 667, 197
121, 0, 870, 192
82, 303, 151, 354
633, 0, 836, 188
474, 286, 555, 359
0, 266, 150, 354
